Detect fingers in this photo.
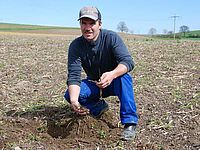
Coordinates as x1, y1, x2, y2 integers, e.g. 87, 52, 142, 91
96, 78, 110, 89
77, 109, 89, 115
77, 106, 89, 115
100, 73, 106, 82
71, 103, 89, 115
97, 72, 114, 88
98, 82, 110, 89
71, 102, 80, 112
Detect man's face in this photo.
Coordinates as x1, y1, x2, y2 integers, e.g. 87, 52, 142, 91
80, 18, 102, 42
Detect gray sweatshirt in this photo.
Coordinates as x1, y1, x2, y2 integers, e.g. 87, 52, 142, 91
67, 29, 134, 86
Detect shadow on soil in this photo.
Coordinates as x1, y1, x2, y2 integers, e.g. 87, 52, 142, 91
5, 105, 121, 143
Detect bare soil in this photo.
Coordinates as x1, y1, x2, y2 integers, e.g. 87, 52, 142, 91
0, 31, 199, 150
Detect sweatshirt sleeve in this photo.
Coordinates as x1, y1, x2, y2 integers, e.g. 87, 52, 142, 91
67, 40, 82, 86
110, 32, 134, 72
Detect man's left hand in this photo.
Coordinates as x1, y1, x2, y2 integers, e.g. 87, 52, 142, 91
96, 71, 115, 89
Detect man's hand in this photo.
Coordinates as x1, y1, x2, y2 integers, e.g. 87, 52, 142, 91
68, 85, 89, 115
96, 71, 115, 89
96, 64, 128, 89
71, 100, 89, 115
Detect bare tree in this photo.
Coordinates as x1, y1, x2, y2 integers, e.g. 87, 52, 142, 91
117, 21, 128, 33
179, 25, 189, 37
129, 29, 134, 34
163, 29, 168, 35
168, 31, 173, 35
167, 31, 173, 38
148, 28, 157, 36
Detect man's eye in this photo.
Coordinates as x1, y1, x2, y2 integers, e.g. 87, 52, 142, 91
90, 22, 96, 25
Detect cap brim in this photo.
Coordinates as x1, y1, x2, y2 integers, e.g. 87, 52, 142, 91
77, 15, 98, 21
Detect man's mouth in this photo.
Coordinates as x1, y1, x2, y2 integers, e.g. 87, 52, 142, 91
85, 31, 92, 34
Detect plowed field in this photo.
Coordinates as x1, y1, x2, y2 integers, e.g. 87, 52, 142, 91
0, 31, 199, 149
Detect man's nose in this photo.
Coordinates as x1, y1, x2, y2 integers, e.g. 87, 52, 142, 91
85, 24, 92, 29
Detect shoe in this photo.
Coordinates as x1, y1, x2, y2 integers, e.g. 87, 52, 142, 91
90, 99, 109, 118
121, 124, 136, 141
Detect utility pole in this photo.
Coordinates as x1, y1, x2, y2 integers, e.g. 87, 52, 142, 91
171, 15, 179, 40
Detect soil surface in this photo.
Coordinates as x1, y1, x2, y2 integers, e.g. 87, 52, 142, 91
0, 31, 199, 149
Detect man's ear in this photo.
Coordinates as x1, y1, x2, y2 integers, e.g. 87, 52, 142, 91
99, 20, 102, 29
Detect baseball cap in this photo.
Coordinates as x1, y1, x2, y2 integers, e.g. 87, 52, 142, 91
78, 6, 101, 21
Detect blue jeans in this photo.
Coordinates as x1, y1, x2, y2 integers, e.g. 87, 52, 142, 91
64, 73, 138, 125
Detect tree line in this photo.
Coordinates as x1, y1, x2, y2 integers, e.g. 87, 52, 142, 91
117, 21, 199, 38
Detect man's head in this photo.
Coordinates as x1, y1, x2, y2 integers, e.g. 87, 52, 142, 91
78, 6, 102, 42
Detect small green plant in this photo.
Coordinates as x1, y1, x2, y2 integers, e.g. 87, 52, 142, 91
25, 104, 45, 113
17, 73, 27, 80
163, 120, 174, 130
5, 142, 17, 149
28, 133, 40, 141
181, 102, 194, 110
157, 144, 164, 150
54, 120, 61, 127
0, 63, 5, 69
147, 117, 174, 130
171, 87, 182, 100
147, 118, 162, 126
90, 123, 96, 129
98, 130, 106, 139
116, 140, 125, 149
37, 125, 47, 133
180, 95, 199, 110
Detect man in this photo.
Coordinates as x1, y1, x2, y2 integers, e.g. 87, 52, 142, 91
64, 6, 138, 141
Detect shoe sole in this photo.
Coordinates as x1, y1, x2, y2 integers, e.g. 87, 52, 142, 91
120, 136, 135, 141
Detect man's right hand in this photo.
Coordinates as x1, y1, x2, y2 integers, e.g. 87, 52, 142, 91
71, 101, 89, 115
68, 85, 89, 115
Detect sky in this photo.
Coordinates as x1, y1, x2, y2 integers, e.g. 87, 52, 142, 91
0, 0, 199, 34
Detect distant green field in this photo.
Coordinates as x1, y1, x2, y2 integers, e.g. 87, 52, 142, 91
0, 22, 79, 31
185, 30, 200, 34
154, 29, 200, 40
179, 30, 200, 38
0, 22, 81, 35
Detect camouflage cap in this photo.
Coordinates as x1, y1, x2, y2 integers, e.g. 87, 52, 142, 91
78, 6, 101, 21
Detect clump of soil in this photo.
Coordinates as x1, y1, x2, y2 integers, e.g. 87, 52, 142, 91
1, 105, 123, 149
